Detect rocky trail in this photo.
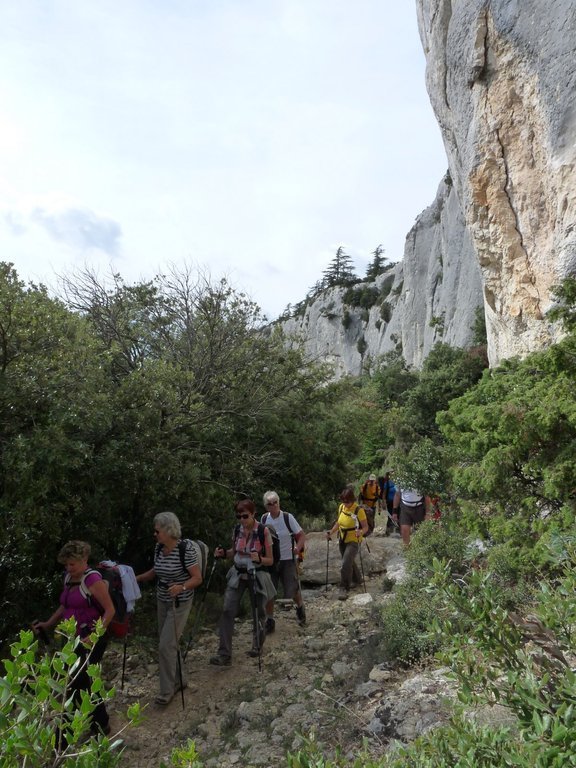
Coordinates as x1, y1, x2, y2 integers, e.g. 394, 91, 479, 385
102, 526, 455, 767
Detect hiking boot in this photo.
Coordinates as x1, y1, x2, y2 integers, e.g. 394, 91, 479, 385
209, 655, 231, 666
337, 588, 349, 601
265, 617, 275, 634
296, 605, 306, 626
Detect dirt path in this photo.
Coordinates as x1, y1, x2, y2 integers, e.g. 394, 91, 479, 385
105, 532, 404, 767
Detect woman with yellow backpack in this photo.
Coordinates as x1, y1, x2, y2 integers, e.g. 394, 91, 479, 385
326, 487, 369, 600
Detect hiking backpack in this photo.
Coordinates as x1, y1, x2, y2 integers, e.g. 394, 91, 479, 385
360, 504, 376, 536
69, 563, 132, 639
154, 538, 209, 582
261, 511, 302, 563
233, 522, 281, 571
339, 503, 374, 539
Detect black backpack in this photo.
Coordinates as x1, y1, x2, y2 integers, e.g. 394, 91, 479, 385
154, 538, 209, 581
234, 522, 281, 571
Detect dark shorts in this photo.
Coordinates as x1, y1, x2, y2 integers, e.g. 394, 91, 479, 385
399, 501, 425, 527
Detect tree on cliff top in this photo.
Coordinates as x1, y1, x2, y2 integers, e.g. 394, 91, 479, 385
322, 246, 357, 288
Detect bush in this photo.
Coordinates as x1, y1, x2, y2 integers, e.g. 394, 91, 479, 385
405, 520, 469, 582
0, 620, 140, 767
376, 577, 441, 665
343, 286, 380, 310
380, 302, 391, 323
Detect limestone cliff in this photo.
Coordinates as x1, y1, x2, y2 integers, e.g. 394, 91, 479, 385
416, 0, 576, 363
280, 175, 483, 377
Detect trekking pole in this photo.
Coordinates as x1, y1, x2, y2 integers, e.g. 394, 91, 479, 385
352, 512, 367, 593
182, 556, 218, 663
325, 537, 330, 592
387, 509, 400, 529
172, 600, 186, 710
247, 564, 262, 672
358, 541, 366, 593
121, 635, 128, 690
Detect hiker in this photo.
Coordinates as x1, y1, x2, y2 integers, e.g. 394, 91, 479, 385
210, 499, 276, 665
261, 490, 307, 631
33, 540, 115, 737
379, 472, 397, 535
392, 487, 432, 546
359, 473, 381, 512
326, 488, 369, 600
135, 511, 203, 705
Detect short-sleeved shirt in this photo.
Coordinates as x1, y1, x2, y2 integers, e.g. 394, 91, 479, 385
261, 510, 302, 561
337, 504, 367, 544
154, 540, 197, 603
60, 570, 103, 636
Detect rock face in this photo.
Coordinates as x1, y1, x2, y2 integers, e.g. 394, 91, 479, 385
416, 0, 576, 364
280, 175, 483, 376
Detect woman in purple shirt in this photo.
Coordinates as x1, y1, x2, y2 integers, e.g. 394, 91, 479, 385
34, 540, 115, 737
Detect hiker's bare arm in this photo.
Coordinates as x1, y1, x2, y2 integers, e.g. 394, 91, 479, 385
359, 516, 369, 536
90, 578, 115, 629
136, 568, 156, 583
214, 545, 231, 559
186, 563, 203, 590
34, 605, 64, 632
294, 530, 306, 555
326, 522, 338, 539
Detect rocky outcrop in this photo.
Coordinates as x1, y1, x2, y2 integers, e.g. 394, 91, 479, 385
416, 0, 576, 364
280, 175, 483, 376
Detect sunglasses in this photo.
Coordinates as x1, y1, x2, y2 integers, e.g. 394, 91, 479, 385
265, 501, 278, 506
153, 529, 160, 534
236, 513, 251, 520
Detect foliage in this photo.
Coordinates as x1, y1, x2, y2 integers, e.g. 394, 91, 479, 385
416, 555, 576, 766
0, 263, 355, 642
0, 620, 140, 767
343, 285, 380, 311
379, 301, 391, 323
365, 244, 390, 281
376, 575, 441, 665
322, 246, 358, 288
386, 439, 450, 498
437, 338, 576, 511
471, 305, 487, 345
342, 310, 352, 330
161, 739, 204, 767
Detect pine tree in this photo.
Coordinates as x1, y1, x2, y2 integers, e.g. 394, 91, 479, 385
365, 244, 389, 280
322, 246, 357, 288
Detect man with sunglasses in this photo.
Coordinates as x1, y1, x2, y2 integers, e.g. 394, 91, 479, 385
210, 499, 276, 666
261, 490, 306, 632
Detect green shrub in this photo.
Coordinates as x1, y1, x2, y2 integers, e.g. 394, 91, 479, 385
380, 302, 391, 322
342, 310, 352, 330
0, 620, 140, 767
342, 285, 380, 310
376, 577, 441, 665
405, 520, 469, 582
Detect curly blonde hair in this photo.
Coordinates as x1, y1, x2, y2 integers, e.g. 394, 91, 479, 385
57, 540, 91, 563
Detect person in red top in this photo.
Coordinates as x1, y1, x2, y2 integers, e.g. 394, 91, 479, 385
210, 499, 276, 665
33, 540, 115, 737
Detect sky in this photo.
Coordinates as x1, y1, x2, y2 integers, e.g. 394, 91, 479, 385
0, 1, 447, 321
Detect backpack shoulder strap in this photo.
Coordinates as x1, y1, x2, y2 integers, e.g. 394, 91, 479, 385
78, 568, 99, 602
256, 522, 266, 546
178, 539, 188, 574
261, 512, 268, 525
283, 511, 293, 534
